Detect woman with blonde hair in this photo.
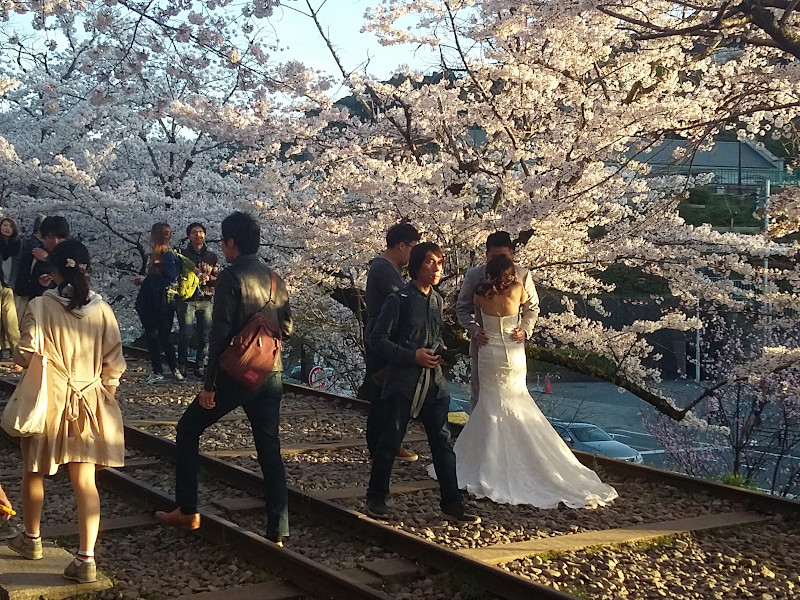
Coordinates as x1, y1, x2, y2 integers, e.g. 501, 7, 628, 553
7, 239, 126, 583
133, 223, 185, 383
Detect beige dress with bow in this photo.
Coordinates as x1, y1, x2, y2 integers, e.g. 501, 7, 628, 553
14, 291, 127, 475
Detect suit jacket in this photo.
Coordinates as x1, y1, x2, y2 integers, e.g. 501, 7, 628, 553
456, 263, 539, 350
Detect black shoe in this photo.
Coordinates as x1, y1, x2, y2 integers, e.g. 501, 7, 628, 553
441, 504, 481, 524
365, 499, 390, 518
193, 368, 205, 380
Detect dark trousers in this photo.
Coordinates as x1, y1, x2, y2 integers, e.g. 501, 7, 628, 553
367, 387, 461, 511
364, 348, 388, 456
142, 301, 177, 374
175, 371, 288, 539
177, 300, 212, 368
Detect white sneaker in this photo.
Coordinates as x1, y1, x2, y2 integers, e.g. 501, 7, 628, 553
63, 556, 97, 583
141, 373, 166, 384
7, 533, 43, 560
0, 520, 20, 539
173, 369, 187, 384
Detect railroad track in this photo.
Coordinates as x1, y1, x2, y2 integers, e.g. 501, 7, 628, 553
1, 349, 799, 600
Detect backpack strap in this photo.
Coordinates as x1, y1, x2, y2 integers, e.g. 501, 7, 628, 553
236, 268, 277, 325
268, 268, 276, 304
257, 268, 276, 311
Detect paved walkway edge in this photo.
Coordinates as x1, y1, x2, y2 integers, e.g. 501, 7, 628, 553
457, 512, 768, 564
0, 545, 112, 600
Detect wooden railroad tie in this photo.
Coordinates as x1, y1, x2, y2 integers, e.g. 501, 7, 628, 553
206, 434, 428, 457
213, 479, 441, 511
44, 515, 160, 538
173, 581, 303, 600
124, 409, 343, 428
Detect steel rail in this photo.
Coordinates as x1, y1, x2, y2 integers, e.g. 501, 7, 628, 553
94, 467, 392, 600
123, 425, 578, 600
121, 344, 371, 410
572, 452, 800, 517
3, 359, 800, 518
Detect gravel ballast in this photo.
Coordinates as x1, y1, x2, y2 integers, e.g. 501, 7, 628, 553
0, 359, 796, 599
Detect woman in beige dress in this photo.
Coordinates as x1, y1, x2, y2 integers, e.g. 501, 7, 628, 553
6, 239, 126, 584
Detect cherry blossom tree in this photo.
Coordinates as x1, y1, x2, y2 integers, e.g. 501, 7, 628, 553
598, 0, 800, 62
2, 0, 800, 428
186, 0, 800, 420
644, 319, 800, 495
0, 0, 292, 333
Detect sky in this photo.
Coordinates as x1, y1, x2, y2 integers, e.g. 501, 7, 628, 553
269, 1, 439, 81
2, 0, 441, 98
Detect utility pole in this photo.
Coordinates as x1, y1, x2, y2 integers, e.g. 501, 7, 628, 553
737, 141, 742, 195
695, 300, 701, 382
763, 178, 771, 341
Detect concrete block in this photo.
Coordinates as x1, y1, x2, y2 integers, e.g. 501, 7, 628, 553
337, 568, 383, 589
0, 544, 112, 600
361, 558, 420, 582
458, 511, 769, 564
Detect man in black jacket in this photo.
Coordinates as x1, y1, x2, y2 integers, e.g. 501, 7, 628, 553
14, 216, 69, 318
157, 212, 293, 545
176, 222, 219, 378
363, 222, 421, 461
366, 242, 479, 524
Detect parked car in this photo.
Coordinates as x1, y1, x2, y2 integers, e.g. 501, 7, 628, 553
549, 420, 644, 463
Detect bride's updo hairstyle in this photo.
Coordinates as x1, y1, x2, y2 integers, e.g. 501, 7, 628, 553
48, 239, 91, 311
476, 254, 516, 298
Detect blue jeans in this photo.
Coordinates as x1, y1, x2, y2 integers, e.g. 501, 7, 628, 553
175, 371, 288, 538
177, 300, 212, 368
367, 387, 461, 511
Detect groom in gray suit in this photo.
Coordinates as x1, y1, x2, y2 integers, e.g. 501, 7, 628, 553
456, 231, 539, 411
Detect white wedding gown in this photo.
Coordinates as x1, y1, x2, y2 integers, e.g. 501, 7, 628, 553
448, 312, 618, 508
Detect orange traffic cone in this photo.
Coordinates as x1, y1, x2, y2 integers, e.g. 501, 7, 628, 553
544, 373, 552, 394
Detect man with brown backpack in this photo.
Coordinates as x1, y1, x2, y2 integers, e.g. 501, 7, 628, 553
156, 212, 293, 546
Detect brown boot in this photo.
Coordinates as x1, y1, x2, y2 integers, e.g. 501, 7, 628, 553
396, 447, 419, 462
155, 508, 201, 530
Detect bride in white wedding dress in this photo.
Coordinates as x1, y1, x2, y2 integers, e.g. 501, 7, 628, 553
450, 255, 618, 509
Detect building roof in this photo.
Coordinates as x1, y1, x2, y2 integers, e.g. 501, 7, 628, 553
633, 139, 783, 171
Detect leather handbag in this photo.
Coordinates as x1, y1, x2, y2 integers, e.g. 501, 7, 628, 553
219, 269, 283, 389
1, 299, 48, 436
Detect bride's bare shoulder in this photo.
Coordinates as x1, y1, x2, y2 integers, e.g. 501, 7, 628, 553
509, 281, 524, 294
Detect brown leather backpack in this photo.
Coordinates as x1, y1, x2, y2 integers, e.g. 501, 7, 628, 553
219, 269, 282, 389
